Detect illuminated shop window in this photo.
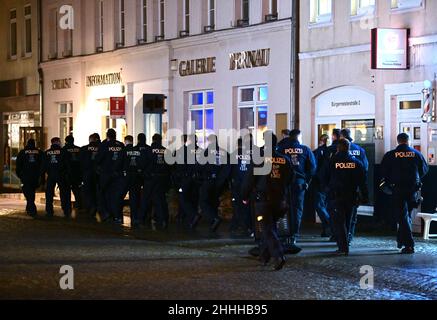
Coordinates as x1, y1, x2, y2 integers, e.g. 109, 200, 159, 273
59, 103, 73, 144
238, 85, 269, 146
351, 0, 375, 16
310, 0, 332, 24
189, 90, 214, 147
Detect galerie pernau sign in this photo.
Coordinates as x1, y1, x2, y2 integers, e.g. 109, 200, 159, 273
179, 57, 216, 77
230, 48, 270, 70
86, 72, 122, 87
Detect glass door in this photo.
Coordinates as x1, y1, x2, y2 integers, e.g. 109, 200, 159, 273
144, 113, 162, 145
400, 122, 422, 152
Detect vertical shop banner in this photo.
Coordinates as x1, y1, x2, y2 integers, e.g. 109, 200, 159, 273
110, 97, 126, 118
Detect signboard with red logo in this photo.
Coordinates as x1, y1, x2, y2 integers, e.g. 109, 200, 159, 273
371, 28, 410, 70
110, 97, 126, 118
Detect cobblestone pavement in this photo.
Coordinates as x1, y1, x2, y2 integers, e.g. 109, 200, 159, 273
0, 199, 436, 300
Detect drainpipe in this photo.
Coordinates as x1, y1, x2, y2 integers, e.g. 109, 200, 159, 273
291, 0, 300, 129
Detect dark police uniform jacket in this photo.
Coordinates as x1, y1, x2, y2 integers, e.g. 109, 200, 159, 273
313, 144, 328, 189
122, 144, 149, 179
42, 145, 68, 180
201, 145, 231, 190
173, 143, 203, 187
150, 142, 171, 177
80, 141, 100, 178
349, 141, 369, 172
242, 150, 295, 219
63, 143, 82, 183
95, 139, 125, 184
381, 144, 429, 194
323, 151, 368, 204
16, 146, 43, 185
277, 139, 317, 185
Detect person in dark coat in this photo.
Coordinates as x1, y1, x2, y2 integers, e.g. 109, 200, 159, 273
16, 139, 43, 217
242, 131, 295, 271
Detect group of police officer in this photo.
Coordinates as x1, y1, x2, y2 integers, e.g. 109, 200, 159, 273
15, 125, 428, 271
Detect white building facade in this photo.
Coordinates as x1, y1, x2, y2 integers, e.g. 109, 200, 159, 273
299, 0, 437, 223
40, 0, 293, 148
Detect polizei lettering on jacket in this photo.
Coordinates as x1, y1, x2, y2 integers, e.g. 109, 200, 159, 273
284, 148, 304, 155
108, 147, 123, 152
47, 150, 61, 156
395, 152, 415, 158
127, 151, 141, 157
335, 162, 356, 169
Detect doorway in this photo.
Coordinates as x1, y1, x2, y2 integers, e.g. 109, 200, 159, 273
144, 113, 162, 145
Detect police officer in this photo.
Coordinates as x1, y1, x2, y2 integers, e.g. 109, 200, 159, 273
230, 135, 254, 236
340, 128, 369, 243
199, 134, 231, 232
80, 133, 100, 218
381, 133, 429, 254
95, 129, 125, 224
174, 134, 203, 229
326, 129, 341, 160
63, 135, 83, 213
136, 133, 153, 226
277, 129, 291, 150
121, 135, 148, 228
242, 132, 294, 271
42, 137, 70, 218
277, 129, 317, 254
313, 134, 333, 238
149, 134, 171, 229
16, 139, 43, 217
324, 138, 369, 256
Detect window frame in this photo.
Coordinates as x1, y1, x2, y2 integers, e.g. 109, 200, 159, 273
189, 90, 215, 147
97, 0, 104, 49
141, 0, 148, 41
208, 0, 216, 29
183, 0, 190, 33
390, 0, 424, 13
237, 85, 269, 146
10, 8, 17, 60
58, 102, 74, 142
350, 0, 376, 17
242, 0, 249, 21
118, 0, 125, 46
269, 0, 278, 15
159, 0, 165, 38
24, 4, 32, 57
309, 0, 333, 26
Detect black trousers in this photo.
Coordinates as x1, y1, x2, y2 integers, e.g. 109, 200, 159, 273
178, 179, 200, 224
199, 179, 220, 223
22, 180, 38, 215
230, 185, 252, 231
99, 175, 124, 220
82, 173, 98, 216
66, 176, 83, 210
121, 174, 143, 224
256, 202, 284, 261
392, 192, 415, 248
150, 176, 169, 226
45, 177, 70, 216
332, 200, 354, 252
